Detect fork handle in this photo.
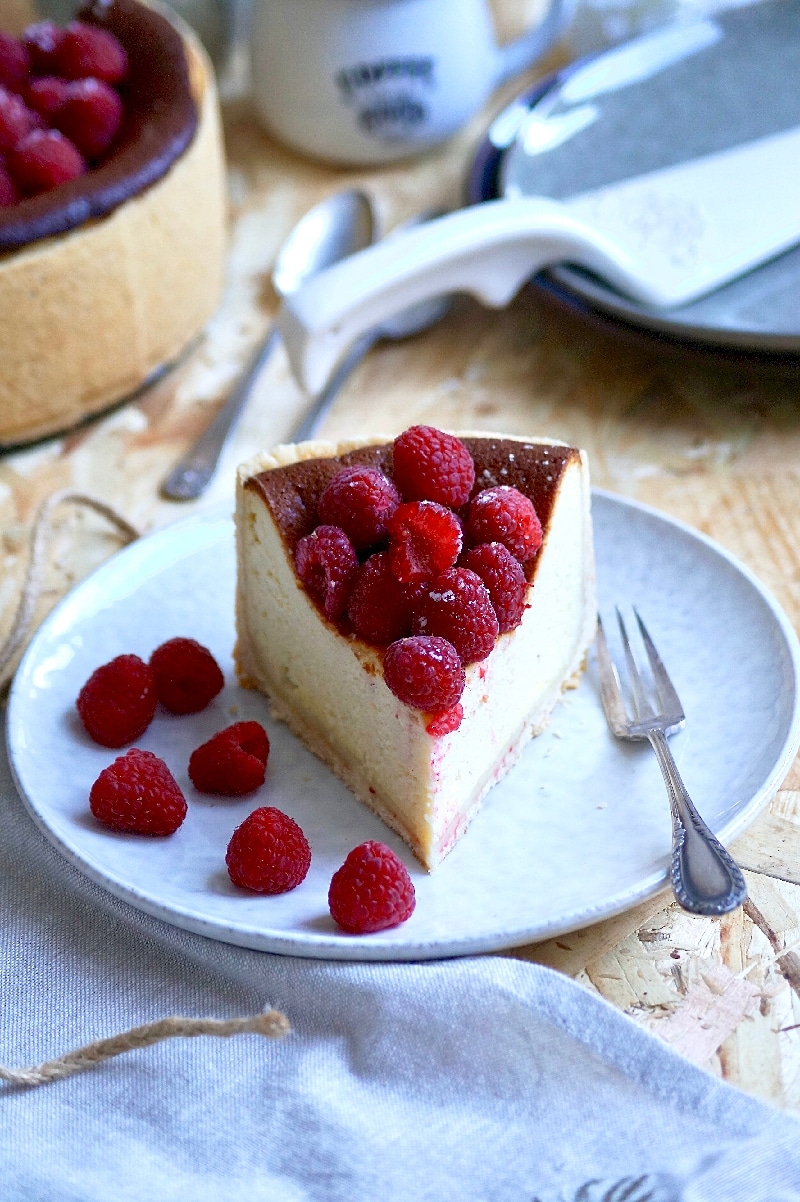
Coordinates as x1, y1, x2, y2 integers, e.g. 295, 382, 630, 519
647, 729, 747, 915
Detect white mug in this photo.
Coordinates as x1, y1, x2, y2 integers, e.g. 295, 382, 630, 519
249, 0, 575, 164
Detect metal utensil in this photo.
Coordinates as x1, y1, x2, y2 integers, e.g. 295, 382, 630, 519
289, 212, 451, 443
160, 190, 376, 501
278, 125, 800, 394
595, 607, 747, 916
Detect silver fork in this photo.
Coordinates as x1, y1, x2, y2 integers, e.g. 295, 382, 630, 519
595, 608, 747, 916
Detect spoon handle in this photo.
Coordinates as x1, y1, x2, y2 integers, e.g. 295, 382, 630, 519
160, 327, 281, 501
289, 334, 376, 443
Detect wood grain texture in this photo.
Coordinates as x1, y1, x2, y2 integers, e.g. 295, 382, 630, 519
1, 0, 799, 1110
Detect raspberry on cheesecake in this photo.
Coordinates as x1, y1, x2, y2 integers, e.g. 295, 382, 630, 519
234, 428, 596, 871
0, 0, 226, 445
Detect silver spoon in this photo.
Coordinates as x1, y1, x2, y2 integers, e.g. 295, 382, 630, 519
160, 189, 376, 501
289, 211, 451, 443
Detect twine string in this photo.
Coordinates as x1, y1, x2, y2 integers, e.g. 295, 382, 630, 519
0, 490, 141, 690
0, 1011, 291, 1088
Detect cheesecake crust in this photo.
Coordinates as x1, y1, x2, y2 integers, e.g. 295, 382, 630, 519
245, 436, 579, 579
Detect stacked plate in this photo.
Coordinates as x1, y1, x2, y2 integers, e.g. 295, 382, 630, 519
469, 0, 800, 357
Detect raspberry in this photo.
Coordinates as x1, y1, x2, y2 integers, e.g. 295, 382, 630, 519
55, 21, 128, 84
328, 840, 415, 934
426, 703, 464, 737
149, 637, 224, 715
9, 128, 85, 195
226, 807, 311, 894
188, 721, 270, 796
21, 21, 65, 75
0, 161, 18, 205
383, 635, 464, 712
0, 85, 42, 152
26, 75, 69, 121
386, 500, 462, 584
0, 33, 29, 92
465, 486, 543, 562
76, 653, 157, 747
318, 465, 400, 550
347, 552, 412, 644
89, 749, 187, 836
295, 525, 358, 621
411, 568, 499, 664
461, 542, 527, 633
392, 426, 475, 508
54, 77, 122, 160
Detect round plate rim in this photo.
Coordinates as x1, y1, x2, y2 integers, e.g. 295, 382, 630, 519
6, 492, 800, 961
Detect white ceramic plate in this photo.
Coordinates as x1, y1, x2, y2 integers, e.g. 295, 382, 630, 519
8, 493, 800, 961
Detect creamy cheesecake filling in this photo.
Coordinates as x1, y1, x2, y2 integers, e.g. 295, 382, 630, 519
235, 434, 596, 870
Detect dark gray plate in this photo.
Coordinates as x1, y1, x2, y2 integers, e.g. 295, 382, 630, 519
470, 1, 800, 355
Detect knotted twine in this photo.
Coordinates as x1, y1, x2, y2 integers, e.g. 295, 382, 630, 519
0, 491, 290, 1087
0, 490, 140, 691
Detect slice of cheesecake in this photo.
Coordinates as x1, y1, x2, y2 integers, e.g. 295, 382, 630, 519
235, 432, 596, 870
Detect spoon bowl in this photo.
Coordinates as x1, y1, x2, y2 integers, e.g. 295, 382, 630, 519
272, 191, 376, 299
288, 210, 453, 443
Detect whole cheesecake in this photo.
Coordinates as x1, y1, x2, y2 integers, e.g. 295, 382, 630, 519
235, 432, 596, 871
0, 0, 226, 445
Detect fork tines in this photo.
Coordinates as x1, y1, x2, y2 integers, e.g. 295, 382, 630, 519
596, 607, 685, 735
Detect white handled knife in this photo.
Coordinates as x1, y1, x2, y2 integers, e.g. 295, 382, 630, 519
278, 125, 800, 394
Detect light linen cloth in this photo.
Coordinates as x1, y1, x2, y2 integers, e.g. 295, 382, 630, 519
2, 729, 799, 1202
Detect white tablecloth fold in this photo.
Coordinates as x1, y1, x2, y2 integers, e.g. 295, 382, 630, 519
1, 733, 798, 1202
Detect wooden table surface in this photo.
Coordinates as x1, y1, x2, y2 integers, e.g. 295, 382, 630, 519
2, 0, 800, 1113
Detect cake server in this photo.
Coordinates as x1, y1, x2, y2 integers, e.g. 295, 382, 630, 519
278, 125, 800, 394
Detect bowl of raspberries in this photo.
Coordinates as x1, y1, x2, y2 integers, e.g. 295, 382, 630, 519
0, 17, 128, 203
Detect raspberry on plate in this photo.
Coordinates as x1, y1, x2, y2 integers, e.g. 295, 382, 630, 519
347, 551, 412, 645
55, 77, 123, 161
328, 840, 415, 934
89, 748, 187, 835
0, 32, 30, 92
149, 637, 224, 715
383, 635, 464, 713
465, 485, 543, 562
386, 500, 462, 584
9, 127, 85, 195
318, 465, 400, 550
55, 20, 128, 84
294, 525, 358, 621
188, 721, 270, 796
226, 806, 311, 893
392, 426, 475, 509
461, 542, 527, 633
0, 85, 43, 153
411, 567, 499, 665
76, 653, 157, 748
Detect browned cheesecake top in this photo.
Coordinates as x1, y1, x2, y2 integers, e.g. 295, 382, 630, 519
245, 437, 579, 585
0, 0, 198, 252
